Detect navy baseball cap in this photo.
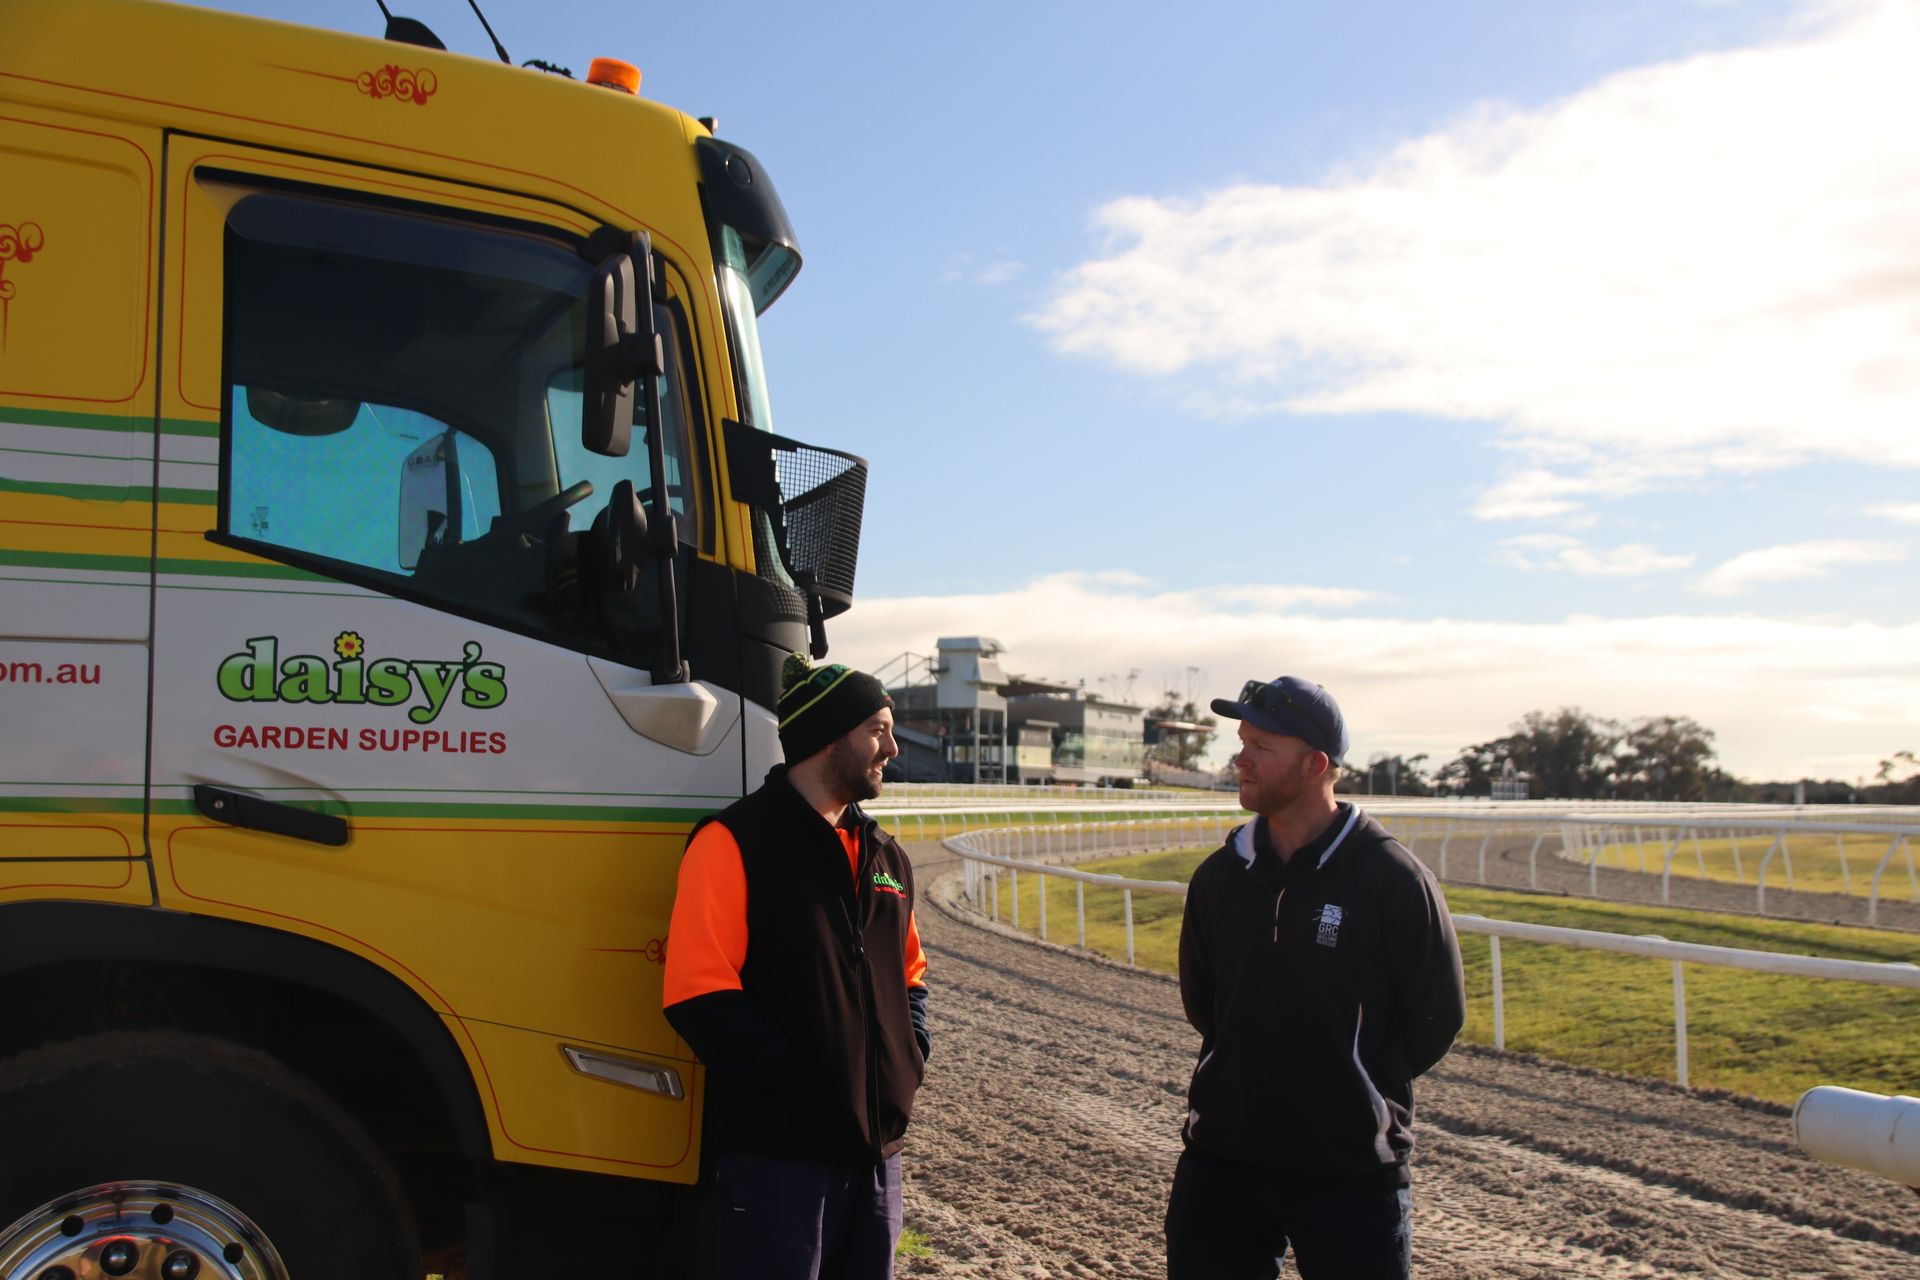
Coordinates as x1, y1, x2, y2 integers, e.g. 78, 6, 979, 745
1212, 676, 1349, 764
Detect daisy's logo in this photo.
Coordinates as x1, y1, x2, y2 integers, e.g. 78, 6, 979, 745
217, 631, 507, 724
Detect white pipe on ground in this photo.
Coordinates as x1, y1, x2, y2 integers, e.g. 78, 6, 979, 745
1792, 1086, 1920, 1187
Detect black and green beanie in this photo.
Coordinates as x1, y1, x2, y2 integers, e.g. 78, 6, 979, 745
776, 652, 893, 764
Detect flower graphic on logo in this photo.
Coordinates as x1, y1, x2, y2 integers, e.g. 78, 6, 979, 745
334, 630, 365, 660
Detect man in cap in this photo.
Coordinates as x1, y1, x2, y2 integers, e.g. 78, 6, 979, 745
664, 653, 929, 1280
1165, 676, 1464, 1280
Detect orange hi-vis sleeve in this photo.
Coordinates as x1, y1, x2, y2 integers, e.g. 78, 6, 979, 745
905, 910, 928, 988
663, 822, 750, 1007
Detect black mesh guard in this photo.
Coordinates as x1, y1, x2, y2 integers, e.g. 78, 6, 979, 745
724, 419, 867, 618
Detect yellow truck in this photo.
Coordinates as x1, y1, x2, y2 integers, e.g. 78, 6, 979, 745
0, 2, 867, 1274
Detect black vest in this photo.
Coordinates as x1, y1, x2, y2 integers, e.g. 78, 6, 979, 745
700, 766, 923, 1161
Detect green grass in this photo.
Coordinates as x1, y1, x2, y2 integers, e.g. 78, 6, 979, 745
895, 1228, 933, 1260
1576, 829, 1920, 901
980, 847, 1920, 1104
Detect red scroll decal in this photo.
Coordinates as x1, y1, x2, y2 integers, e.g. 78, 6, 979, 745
0, 221, 44, 351
356, 65, 438, 105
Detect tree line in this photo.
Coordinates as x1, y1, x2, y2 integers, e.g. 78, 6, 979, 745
1330, 707, 1920, 804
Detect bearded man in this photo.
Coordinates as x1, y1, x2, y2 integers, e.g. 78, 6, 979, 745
1166, 676, 1464, 1280
664, 654, 929, 1280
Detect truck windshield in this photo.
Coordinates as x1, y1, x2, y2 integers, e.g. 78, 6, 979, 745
718, 225, 780, 432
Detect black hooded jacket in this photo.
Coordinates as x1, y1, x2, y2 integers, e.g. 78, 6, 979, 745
1178, 804, 1465, 1187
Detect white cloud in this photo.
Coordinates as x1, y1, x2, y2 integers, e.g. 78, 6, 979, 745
1694, 538, 1905, 595
943, 250, 1025, 286
838, 571, 1920, 781
1866, 501, 1920, 525
1496, 534, 1694, 576
1029, 0, 1920, 516
1474, 470, 1594, 521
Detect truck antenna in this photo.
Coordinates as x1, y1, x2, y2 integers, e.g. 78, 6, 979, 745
464, 0, 514, 65
370, 1, 447, 50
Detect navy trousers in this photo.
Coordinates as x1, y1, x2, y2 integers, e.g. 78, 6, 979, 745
709, 1150, 904, 1280
1165, 1147, 1412, 1279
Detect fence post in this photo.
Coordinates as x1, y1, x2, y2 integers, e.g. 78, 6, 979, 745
1673, 956, 1689, 1088
1077, 881, 1086, 948
1836, 831, 1851, 896
1660, 829, 1684, 905
1477, 831, 1491, 884
1729, 831, 1743, 882
1124, 888, 1135, 965
1869, 834, 1906, 927
1011, 869, 1021, 931
1038, 869, 1047, 941
990, 869, 999, 923
1757, 831, 1785, 915
1490, 934, 1505, 1051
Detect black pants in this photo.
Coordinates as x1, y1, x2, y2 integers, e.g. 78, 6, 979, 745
708, 1150, 903, 1280
1165, 1147, 1412, 1280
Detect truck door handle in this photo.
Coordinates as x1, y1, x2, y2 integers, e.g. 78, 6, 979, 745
193, 784, 349, 847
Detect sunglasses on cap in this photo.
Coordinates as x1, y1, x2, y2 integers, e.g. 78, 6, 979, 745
1236, 678, 1303, 716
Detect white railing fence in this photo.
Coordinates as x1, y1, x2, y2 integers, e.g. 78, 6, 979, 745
1452, 914, 1920, 1087
942, 821, 1920, 1088
900, 799, 1920, 924
874, 783, 1230, 807
881, 804, 1239, 849
1556, 815, 1920, 925
946, 819, 1226, 963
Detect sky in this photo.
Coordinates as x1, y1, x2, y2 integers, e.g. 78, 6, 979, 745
195, 0, 1919, 783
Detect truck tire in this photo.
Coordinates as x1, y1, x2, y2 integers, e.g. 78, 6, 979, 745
0, 1030, 420, 1280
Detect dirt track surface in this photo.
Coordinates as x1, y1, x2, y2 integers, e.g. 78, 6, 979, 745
896, 838, 1920, 1279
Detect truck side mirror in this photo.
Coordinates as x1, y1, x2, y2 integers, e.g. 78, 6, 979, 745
583, 234, 665, 458
584, 254, 635, 457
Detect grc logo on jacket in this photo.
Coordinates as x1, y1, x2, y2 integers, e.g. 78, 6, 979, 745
1314, 903, 1344, 948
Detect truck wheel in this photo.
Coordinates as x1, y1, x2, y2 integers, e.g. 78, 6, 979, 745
0, 1031, 420, 1280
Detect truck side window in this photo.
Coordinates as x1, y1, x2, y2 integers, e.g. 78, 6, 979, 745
230, 393, 500, 571
217, 187, 695, 659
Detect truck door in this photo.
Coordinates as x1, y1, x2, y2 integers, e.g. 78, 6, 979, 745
149, 139, 733, 1179
0, 104, 159, 907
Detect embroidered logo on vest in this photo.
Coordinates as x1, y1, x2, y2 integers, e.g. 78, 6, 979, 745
872, 871, 907, 898
1314, 903, 1344, 948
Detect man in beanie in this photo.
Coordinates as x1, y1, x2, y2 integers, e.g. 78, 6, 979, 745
664, 653, 928, 1280
1165, 676, 1464, 1280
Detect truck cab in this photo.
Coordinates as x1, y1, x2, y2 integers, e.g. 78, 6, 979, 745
0, 2, 864, 1274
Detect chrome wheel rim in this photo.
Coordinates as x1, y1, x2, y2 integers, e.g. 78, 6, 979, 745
0, 1182, 288, 1280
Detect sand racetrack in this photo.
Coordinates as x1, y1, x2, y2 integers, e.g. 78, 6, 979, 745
895, 837, 1920, 1279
